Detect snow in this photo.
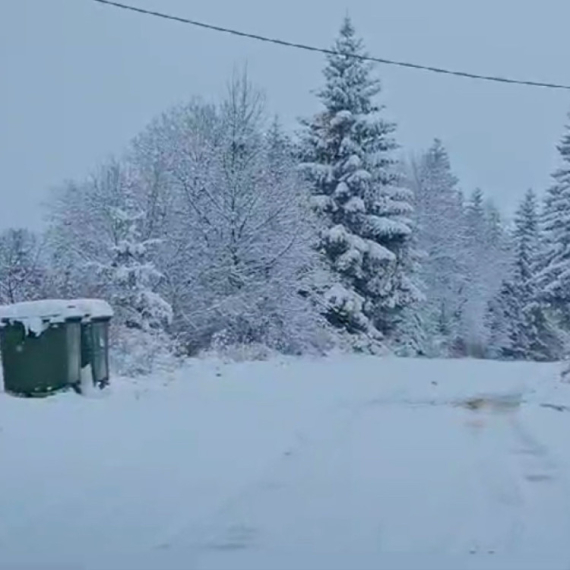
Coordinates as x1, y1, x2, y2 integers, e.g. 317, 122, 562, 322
311, 194, 334, 212
0, 299, 112, 326
68, 299, 114, 320
367, 240, 396, 262
80, 364, 94, 395
333, 181, 350, 199
367, 215, 412, 237
325, 283, 364, 314
326, 224, 350, 245
0, 299, 112, 337
325, 226, 394, 263
346, 168, 372, 184
1, 356, 570, 570
330, 110, 353, 128
0, 299, 82, 322
343, 196, 365, 213
0, 300, 84, 335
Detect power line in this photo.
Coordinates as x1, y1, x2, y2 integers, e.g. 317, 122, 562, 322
92, 0, 570, 91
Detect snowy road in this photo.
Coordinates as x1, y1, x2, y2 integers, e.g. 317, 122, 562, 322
1, 356, 570, 570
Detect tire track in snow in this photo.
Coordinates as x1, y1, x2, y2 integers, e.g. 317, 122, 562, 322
505, 412, 570, 554
143, 370, 570, 568
459, 411, 526, 556
181, 402, 497, 566
443, 383, 570, 561
141, 398, 367, 569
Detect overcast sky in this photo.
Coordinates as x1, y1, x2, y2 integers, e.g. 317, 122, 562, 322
2, 0, 569, 230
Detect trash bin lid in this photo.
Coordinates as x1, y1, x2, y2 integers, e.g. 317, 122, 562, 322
67, 299, 114, 321
0, 299, 113, 336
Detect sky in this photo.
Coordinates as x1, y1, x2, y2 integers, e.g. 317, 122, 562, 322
1, 0, 569, 230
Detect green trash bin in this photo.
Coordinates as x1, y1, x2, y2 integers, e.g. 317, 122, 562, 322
0, 299, 113, 397
65, 299, 113, 392
80, 316, 111, 389
0, 301, 84, 397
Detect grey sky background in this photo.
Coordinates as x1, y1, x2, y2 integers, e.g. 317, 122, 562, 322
1, 0, 569, 230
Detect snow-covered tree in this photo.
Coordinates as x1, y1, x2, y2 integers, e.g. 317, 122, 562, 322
537, 116, 570, 318
0, 228, 45, 304
97, 190, 175, 374
513, 190, 540, 287
409, 139, 467, 354
299, 17, 420, 347
531, 114, 570, 363
47, 160, 175, 374
486, 190, 561, 361
46, 160, 129, 299
130, 73, 328, 355
457, 189, 509, 355
95, 203, 172, 333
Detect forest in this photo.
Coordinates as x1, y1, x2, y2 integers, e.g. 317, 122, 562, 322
2, 18, 570, 373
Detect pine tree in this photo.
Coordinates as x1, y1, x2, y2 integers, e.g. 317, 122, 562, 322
485, 279, 524, 359
465, 188, 485, 236
537, 117, 570, 316
100, 203, 173, 333
455, 188, 510, 355
410, 139, 467, 354
93, 191, 175, 375
300, 17, 420, 345
486, 190, 560, 360
458, 189, 491, 354
514, 190, 540, 286
532, 114, 570, 362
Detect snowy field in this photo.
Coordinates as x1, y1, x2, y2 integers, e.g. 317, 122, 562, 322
1, 356, 570, 570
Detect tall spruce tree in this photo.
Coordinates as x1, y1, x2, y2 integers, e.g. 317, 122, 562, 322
459, 188, 491, 354
486, 190, 560, 360
514, 190, 540, 286
299, 17, 420, 346
537, 116, 570, 318
451, 187, 510, 355
410, 139, 467, 353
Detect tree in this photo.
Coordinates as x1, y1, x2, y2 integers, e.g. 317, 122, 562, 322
129, 73, 327, 355
537, 116, 570, 317
96, 190, 175, 374
46, 160, 175, 374
94, 200, 172, 334
299, 17, 420, 347
457, 189, 509, 355
409, 139, 467, 354
0, 228, 45, 304
513, 190, 540, 286
46, 160, 130, 299
486, 190, 561, 360
532, 114, 570, 362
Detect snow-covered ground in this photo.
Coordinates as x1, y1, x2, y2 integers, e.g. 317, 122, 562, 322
1, 355, 570, 570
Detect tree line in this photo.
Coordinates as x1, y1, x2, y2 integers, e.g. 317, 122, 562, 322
2, 18, 570, 370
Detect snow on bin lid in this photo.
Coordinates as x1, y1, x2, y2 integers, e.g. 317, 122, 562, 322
0, 299, 113, 336
67, 299, 114, 320
0, 300, 83, 322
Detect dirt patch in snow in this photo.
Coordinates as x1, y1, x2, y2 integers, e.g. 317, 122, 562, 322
458, 395, 523, 413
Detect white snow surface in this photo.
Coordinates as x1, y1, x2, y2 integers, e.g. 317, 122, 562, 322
1, 355, 570, 570
69, 298, 114, 320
